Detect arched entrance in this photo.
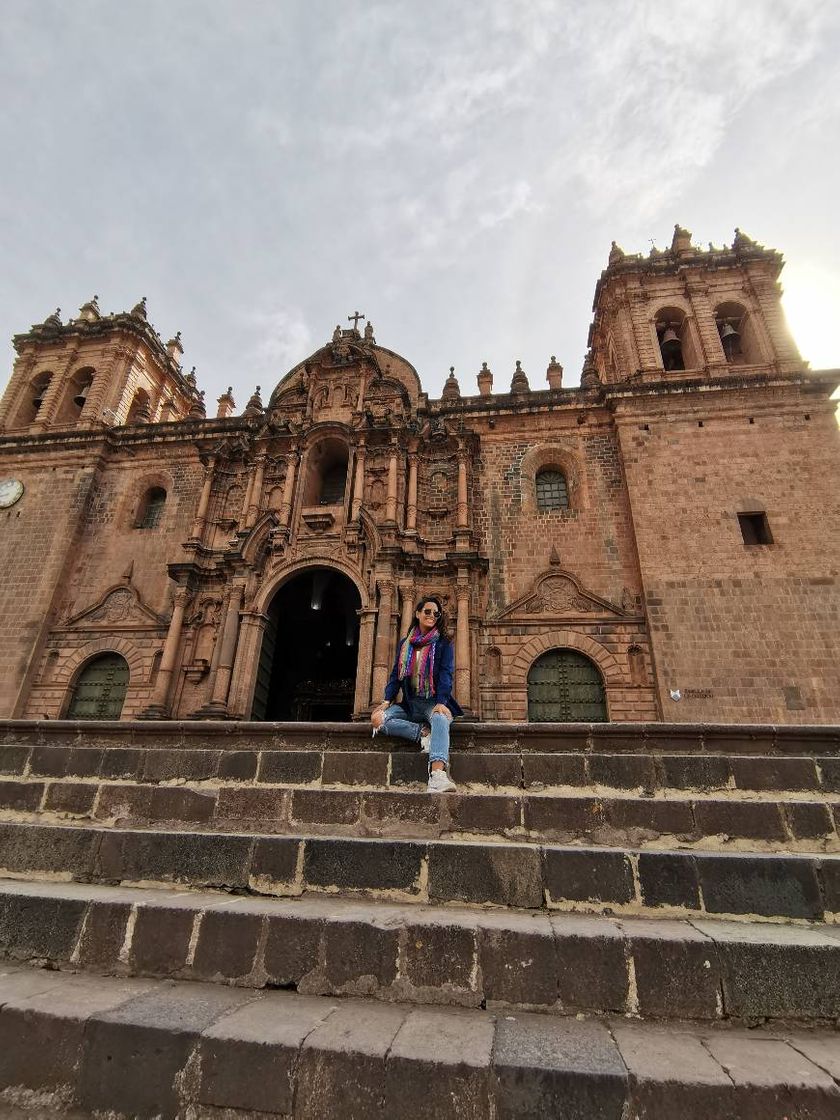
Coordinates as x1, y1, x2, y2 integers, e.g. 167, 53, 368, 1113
527, 649, 607, 722
66, 652, 130, 719
252, 567, 361, 720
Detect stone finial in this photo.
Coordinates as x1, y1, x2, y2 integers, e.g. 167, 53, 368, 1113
441, 366, 461, 402
546, 355, 563, 390
216, 386, 235, 419
78, 295, 100, 322
580, 352, 600, 390
671, 224, 692, 255
549, 546, 561, 566
188, 390, 206, 419
608, 240, 625, 265
510, 359, 529, 394
184, 366, 197, 389
44, 307, 62, 328
166, 331, 184, 361
364, 320, 375, 344
243, 385, 264, 418
477, 361, 493, 397
130, 296, 148, 320
733, 227, 759, 252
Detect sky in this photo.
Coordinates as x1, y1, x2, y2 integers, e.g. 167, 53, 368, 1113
1, 0, 840, 410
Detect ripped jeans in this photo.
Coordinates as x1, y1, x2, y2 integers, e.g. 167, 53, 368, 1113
381, 697, 451, 769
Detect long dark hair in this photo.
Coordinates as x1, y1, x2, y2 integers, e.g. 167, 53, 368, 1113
411, 594, 450, 641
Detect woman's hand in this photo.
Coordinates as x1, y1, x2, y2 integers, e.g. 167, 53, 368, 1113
431, 703, 452, 720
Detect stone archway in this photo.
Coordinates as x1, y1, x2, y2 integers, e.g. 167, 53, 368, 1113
527, 648, 608, 722
252, 567, 362, 720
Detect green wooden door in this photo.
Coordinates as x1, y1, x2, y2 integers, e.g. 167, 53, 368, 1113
527, 649, 607, 722
67, 653, 129, 719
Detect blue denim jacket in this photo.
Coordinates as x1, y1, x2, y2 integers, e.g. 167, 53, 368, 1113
383, 636, 463, 716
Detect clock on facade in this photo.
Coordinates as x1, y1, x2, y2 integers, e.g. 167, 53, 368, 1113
0, 479, 24, 508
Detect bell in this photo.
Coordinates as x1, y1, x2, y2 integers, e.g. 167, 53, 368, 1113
32, 393, 44, 410
719, 320, 740, 360
660, 326, 681, 352
73, 383, 89, 408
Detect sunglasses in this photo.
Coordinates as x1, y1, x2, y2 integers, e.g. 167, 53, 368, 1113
420, 608, 440, 618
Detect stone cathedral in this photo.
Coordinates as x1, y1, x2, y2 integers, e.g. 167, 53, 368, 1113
0, 226, 838, 726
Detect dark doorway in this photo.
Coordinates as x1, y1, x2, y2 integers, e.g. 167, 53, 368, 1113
66, 652, 130, 719
527, 649, 607, 722
253, 568, 361, 721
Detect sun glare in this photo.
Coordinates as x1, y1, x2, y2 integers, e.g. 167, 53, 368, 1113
781, 262, 840, 372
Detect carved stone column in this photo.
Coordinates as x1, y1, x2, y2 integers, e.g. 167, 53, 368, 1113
279, 450, 298, 528
385, 440, 398, 524
371, 578, 395, 703
399, 580, 415, 639
353, 607, 377, 714
0, 352, 37, 430
455, 575, 471, 710
205, 583, 245, 714
245, 455, 266, 529
351, 438, 366, 521
456, 450, 469, 529
142, 586, 191, 717
226, 610, 268, 718
32, 345, 79, 430
405, 452, 418, 532
628, 289, 660, 371
189, 458, 216, 543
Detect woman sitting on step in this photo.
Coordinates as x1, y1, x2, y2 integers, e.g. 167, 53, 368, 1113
371, 594, 462, 793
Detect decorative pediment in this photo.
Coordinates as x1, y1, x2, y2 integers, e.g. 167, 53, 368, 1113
61, 585, 168, 631
497, 566, 628, 621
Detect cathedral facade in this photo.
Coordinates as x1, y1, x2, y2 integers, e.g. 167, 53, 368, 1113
0, 227, 838, 725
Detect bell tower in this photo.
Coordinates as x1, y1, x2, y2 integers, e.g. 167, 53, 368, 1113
587, 225, 804, 383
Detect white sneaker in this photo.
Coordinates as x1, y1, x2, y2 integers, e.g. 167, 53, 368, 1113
372, 724, 381, 739
419, 725, 431, 754
427, 769, 457, 793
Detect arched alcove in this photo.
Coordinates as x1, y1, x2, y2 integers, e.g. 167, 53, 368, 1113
527, 648, 607, 722
65, 652, 130, 719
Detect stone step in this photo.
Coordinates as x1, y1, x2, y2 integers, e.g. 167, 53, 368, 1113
1, 961, 839, 1119
3, 718, 840, 757
1, 819, 838, 922
5, 740, 840, 794
2, 877, 839, 1023
2, 776, 839, 850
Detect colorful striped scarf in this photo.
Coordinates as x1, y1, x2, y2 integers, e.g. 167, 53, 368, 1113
397, 625, 439, 698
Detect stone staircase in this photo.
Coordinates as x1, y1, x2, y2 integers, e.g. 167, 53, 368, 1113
0, 719, 839, 1118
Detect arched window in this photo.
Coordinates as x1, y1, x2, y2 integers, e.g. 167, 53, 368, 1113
126, 387, 152, 424
536, 469, 569, 512
55, 367, 95, 425
714, 301, 756, 364
66, 652, 129, 719
654, 307, 699, 372
13, 372, 52, 427
527, 649, 607, 722
320, 463, 347, 505
303, 438, 349, 507
135, 487, 167, 529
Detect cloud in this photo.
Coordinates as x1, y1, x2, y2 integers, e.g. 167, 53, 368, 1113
242, 304, 313, 385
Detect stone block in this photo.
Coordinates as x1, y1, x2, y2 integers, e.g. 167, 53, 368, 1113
323, 918, 399, 992
291, 788, 362, 825
455, 753, 522, 787
604, 797, 693, 836
43, 781, 96, 815
0, 893, 87, 961
622, 919, 721, 1018
389, 751, 429, 786
550, 915, 628, 1013
142, 748, 220, 782
250, 837, 301, 887
784, 801, 835, 840
28, 746, 69, 778
478, 915, 557, 1007
818, 856, 840, 912
216, 785, 287, 823
263, 911, 323, 986
197, 992, 337, 1115
322, 750, 388, 786
522, 753, 586, 788
637, 851, 700, 909
385, 1007, 494, 1119
0, 744, 29, 775
78, 982, 252, 1119
149, 784, 216, 823
703, 1035, 840, 1118
588, 754, 656, 791
543, 847, 634, 906
0, 821, 97, 876
402, 916, 477, 994
94, 782, 153, 822
428, 842, 543, 908
99, 747, 144, 779
304, 838, 423, 894
729, 755, 819, 791
218, 749, 258, 780
258, 750, 321, 784
694, 799, 786, 840
77, 900, 131, 970
129, 904, 194, 976
96, 829, 252, 890
297, 1001, 407, 1120
0, 780, 43, 811
818, 757, 840, 792
446, 794, 520, 834
192, 908, 261, 981
523, 796, 603, 836
362, 790, 440, 830
695, 853, 823, 919
66, 747, 105, 777
493, 1013, 627, 1120
658, 754, 729, 791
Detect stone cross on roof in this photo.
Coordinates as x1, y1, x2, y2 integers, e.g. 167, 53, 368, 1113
348, 311, 365, 331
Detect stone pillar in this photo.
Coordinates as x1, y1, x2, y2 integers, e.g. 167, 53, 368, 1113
279, 450, 298, 528
207, 583, 245, 712
143, 587, 190, 717
189, 459, 216, 543
351, 439, 366, 521
371, 578, 395, 703
457, 451, 469, 529
405, 452, 418, 532
32, 346, 78, 431
0, 352, 37, 430
353, 607, 377, 714
246, 455, 266, 529
628, 289, 660, 371
399, 580, 415, 639
226, 611, 267, 718
455, 575, 471, 710
385, 441, 398, 523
